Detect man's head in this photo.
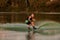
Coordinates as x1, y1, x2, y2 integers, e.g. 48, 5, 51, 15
31, 13, 34, 17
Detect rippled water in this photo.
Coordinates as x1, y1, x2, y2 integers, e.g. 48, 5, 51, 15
0, 30, 60, 40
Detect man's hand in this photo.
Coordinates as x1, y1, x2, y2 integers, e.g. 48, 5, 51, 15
33, 19, 36, 21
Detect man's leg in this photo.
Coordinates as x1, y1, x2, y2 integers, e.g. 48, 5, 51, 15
31, 22, 36, 30
27, 25, 30, 29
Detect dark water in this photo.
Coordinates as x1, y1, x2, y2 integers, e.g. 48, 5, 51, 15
0, 13, 60, 23
13, 13, 60, 22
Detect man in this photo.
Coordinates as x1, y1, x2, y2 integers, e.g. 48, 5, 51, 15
25, 13, 36, 30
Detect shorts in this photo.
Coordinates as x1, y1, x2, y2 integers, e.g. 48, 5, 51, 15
25, 20, 31, 25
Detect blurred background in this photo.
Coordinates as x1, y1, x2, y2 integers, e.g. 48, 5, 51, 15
0, 0, 60, 23
0, 0, 60, 12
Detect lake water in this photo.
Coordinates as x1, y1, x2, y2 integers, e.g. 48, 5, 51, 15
0, 30, 60, 40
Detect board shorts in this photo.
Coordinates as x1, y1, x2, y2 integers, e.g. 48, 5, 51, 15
25, 20, 31, 25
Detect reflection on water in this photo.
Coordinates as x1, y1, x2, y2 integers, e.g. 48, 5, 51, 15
26, 31, 35, 40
